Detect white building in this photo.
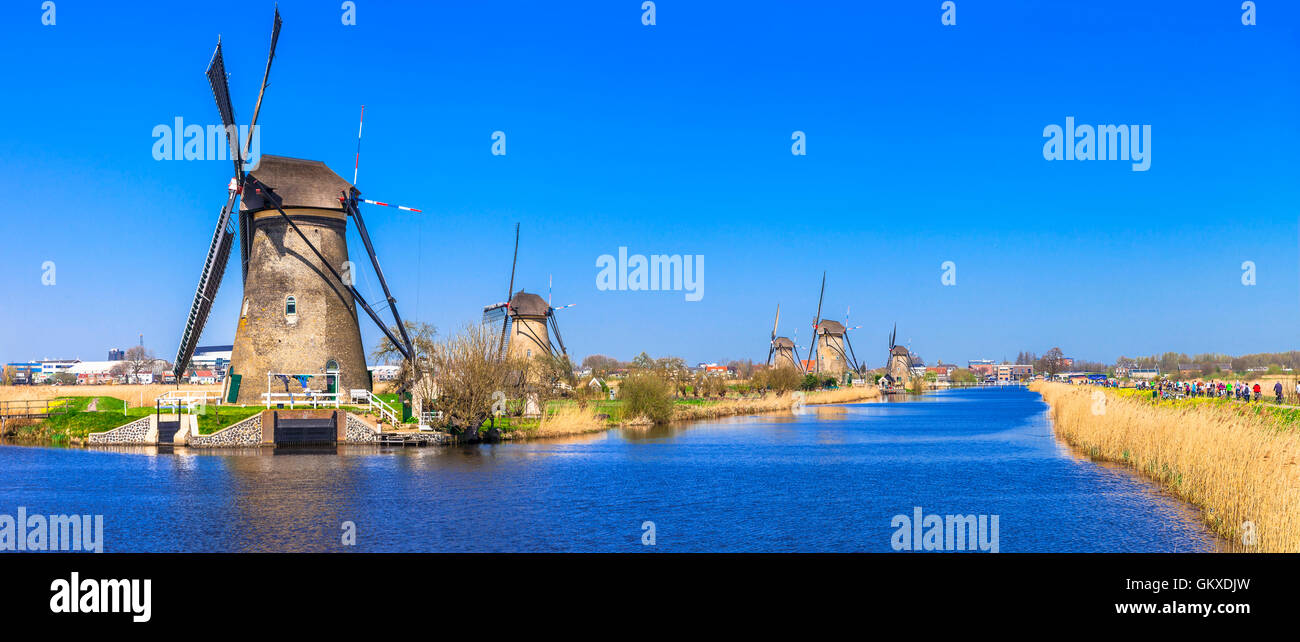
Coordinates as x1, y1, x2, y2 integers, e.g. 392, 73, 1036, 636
368, 364, 400, 382
192, 345, 232, 377
37, 359, 80, 382
67, 361, 122, 384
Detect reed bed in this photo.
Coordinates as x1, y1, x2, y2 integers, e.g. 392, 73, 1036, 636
533, 403, 605, 437
1032, 382, 1300, 552
0, 384, 224, 408
524, 386, 882, 436
670, 386, 881, 422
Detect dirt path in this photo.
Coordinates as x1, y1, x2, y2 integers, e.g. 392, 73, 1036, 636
86, 398, 98, 411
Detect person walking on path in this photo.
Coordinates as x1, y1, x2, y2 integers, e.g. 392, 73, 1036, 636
1274, 381, 1283, 404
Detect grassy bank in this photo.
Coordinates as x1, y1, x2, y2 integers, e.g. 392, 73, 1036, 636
1031, 382, 1300, 552
5, 397, 145, 444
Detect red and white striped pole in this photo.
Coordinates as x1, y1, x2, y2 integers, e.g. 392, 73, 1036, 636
353, 105, 364, 185
348, 106, 424, 212
361, 199, 422, 213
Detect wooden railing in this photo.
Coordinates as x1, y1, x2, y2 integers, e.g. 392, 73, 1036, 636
261, 391, 342, 409
0, 399, 70, 418
370, 395, 400, 426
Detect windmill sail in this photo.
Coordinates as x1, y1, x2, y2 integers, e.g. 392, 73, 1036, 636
498, 223, 520, 354
238, 8, 282, 282
482, 302, 511, 336
205, 41, 241, 182
243, 8, 280, 163
766, 303, 780, 365
174, 192, 238, 378
810, 271, 825, 373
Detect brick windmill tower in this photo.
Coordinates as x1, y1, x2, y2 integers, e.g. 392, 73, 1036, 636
814, 320, 850, 376
172, 9, 416, 404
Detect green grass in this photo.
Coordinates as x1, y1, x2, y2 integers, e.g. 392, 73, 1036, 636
10, 396, 147, 443
195, 406, 264, 434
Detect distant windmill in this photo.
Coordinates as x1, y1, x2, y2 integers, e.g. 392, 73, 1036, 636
765, 304, 801, 370
886, 323, 914, 387
806, 272, 860, 377
481, 224, 572, 361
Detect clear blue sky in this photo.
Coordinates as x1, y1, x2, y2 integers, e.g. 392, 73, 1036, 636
1, 0, 1297, 368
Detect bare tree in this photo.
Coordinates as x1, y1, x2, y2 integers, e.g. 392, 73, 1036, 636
581, 354, 622, 377
426, 323, 516, 436
372, 321, 438, 394
123, 346, 154, 383
1037, 347, 1065, 376
109, 362, 130, 383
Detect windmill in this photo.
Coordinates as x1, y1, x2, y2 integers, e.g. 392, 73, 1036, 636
765, 304, 801, 370
886, 323, 914, 387
481, 224, 573, 362
806, 272, 860, 377
172, 8, 417, 404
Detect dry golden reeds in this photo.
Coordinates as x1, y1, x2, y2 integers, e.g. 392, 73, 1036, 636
1032, 382, 1300, 552
669, 386, 881, 422
534, 403, 605, 437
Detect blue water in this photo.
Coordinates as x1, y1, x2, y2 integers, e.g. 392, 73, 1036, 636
0, 387, 1218, 552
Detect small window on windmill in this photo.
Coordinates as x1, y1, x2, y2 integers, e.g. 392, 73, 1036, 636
325, 359, 339, 373
526, 349, 532, 358
285, 295, 298, 324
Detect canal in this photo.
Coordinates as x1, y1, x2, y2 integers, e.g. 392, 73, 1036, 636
0, 387, 1219, 552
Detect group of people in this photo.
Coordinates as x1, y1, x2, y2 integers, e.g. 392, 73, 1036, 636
1139, 379, 1294, 404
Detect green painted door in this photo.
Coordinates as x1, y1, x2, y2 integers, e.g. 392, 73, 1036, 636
226, 374, 241, 403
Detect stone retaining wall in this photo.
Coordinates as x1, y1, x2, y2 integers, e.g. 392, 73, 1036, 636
87, 416, 153, 446
187, 413, 265, 448
345, 413, 380, 443
87, 410, 405, 448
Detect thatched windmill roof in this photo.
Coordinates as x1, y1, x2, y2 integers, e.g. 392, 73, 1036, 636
772, 337, 795, 348
816, 320, 846, 335
245, 154, 353, 211
890, 345, 911, 356
508, 290, 550, 317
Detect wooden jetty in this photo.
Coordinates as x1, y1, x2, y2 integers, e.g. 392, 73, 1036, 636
377, 431, 445, 446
